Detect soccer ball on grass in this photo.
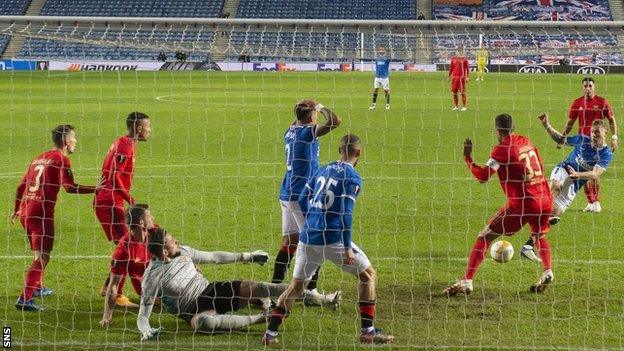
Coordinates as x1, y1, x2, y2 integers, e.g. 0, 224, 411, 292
490, 240, 514, 263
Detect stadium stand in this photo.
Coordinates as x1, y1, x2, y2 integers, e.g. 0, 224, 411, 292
18, 24, 215, 61
40, 0, 224, 18
237, 0, 417, 19
0, 35, 11, 56
433, 0, 613, 21
432, 0, 620, 64
0, 0, 30, 15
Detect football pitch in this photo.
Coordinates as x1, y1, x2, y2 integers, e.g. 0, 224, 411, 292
1, 71, 623, 350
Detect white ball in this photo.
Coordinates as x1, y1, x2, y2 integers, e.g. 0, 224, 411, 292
490, 240, 514, 263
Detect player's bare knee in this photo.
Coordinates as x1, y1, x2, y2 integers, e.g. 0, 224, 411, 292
359, 267, 376, 283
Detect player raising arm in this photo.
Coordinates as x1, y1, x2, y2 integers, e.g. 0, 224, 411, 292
444, 114, 554, 296
271, 99, 341, 295
521, 115, 613, 262
561, 77, 617, 213
263, 134, 394, 346
136, 228, 339, 340
13, 125, 96, 311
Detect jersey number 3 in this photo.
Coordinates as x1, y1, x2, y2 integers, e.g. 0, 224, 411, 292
28, 165, 45, 192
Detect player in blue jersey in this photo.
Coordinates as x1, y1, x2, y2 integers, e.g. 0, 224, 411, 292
521, 114, 613, 262
271, 99, 341, 294
263, 134, 394, 346
369, 47, 391, 110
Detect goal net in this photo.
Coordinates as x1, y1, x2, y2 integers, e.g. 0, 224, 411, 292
1, 16, 623, 350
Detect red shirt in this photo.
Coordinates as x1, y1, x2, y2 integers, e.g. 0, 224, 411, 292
568, 95, 614, 136
96, 135, 136, 205
486, 135, 550, 207
449, 57, 469, 79
15, 150, 74, 218
110, 233, 150, 282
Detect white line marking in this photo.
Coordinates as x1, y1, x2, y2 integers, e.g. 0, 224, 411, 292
12, 340, 622, 350
0, 255, 621, 265
2, 161, 623, 178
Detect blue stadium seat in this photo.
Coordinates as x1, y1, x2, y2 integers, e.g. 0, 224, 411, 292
237, 0, 416, 19
0, 0, 30, 15
40, 0, 225, 18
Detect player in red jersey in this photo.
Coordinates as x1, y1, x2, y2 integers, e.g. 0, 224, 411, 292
560, 77, 617, 213
94, 111, 152, 307
448, 48, 470, 111
443, 114, 554, 296
100, 204, 154, 326
12, 125, 96, 311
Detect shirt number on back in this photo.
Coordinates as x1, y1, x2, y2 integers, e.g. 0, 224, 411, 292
285, 144, 292, 171
28, 165, 45, 192
311, 176, 338, 210
519, 150, 543, 180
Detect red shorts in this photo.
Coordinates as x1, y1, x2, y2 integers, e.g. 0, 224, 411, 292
21, 215, 55, 252
94, 202, 128, 242
451, 78, 466, 93
488, 201, 551, 235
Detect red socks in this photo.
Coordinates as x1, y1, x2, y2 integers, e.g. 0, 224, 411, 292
536, 236, 552, 270
584, 182, 599, 203
464, 236, 489, 280
461, 93, 467, 106
453, 95, 459, 107
22, 258, 45, 300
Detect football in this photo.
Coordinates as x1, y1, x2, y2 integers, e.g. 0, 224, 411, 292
490, 240, 514, 263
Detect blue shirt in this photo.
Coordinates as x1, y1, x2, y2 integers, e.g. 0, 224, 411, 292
560, 135, 613, 172
279, 125, 319, 201
374, 59, 390, 78
298, 161, 362, 248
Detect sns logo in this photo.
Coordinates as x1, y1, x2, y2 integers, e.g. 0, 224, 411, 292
518, 65, 547, 74
3, 326, 10, 348
576, 66, 605, 75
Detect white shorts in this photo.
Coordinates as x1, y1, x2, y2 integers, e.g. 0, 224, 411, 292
280, 200, 305, 235
550, 166, 578, 213
292, 242, 372, 281
374, 77, 389, 90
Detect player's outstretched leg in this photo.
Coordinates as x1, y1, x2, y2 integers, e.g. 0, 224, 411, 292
530, 234, 554, 293
444, 228, 498, 296
191, 311, 266, 333
357, 266, 394, 345
262, 279, 305, 346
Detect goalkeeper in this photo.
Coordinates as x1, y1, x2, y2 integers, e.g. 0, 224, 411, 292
137, 227, 340, 340
475, 46, 488, 81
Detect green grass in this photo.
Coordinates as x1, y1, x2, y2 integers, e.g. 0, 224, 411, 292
1, 71, 623, 350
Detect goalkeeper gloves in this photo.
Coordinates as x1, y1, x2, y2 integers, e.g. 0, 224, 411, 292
242, 250, 270, 265
140, 327, 163, 341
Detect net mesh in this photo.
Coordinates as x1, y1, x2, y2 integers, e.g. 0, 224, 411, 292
1, 16, 623, 351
